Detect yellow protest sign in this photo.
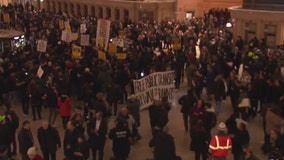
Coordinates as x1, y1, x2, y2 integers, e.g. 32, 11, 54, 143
98, 37, 104, 47
59, 20, 64, 30
108, 43, 117, 55
173, 37, 181, 50
72, 45, 81, 59
119, 31, 126, 39
98, 51, 106, 61
3, 14, 10, 23
116, 53, 127, 60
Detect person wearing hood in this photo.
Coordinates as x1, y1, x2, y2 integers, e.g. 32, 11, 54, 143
58, 94, 72, 129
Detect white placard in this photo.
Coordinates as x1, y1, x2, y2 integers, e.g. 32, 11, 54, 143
80, 23, 87, 33
37, 66, 44, 78
80, 34, 90, 46
96, 19, 111, 51
113, 38, 124, 48
71, 33, 78, 41
36, 40, 47, 53
61, 30, 66, 41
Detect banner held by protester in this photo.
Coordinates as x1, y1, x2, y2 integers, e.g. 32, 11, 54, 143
133, 71, 175, 109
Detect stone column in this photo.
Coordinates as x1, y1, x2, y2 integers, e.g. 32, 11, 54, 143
111, 7, 115, 21
73, 3, 78, 17
87, 5, 92, 17
119, 8, 124, 22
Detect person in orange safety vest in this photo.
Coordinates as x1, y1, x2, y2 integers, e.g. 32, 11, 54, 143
209, 122, 232, 160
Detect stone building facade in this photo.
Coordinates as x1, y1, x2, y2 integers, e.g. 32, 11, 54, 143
42, 0, 175, 23
38, 0, 243, 22
230, 0, 284, 46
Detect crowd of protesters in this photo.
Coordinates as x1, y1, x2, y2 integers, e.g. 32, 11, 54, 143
0, 2, 284, 160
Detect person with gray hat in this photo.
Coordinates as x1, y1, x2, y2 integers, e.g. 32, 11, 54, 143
209, 122, 232, 160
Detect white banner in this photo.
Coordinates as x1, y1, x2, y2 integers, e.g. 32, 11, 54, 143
36, 40, 47, 53
133, 71, 175, 109
96, 19, 111, 51
80, 34, 90, 46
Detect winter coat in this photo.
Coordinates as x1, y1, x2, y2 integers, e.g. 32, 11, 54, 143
18, 128, 34, 155
149, 132, 177, 160
127, 100, 141, 125
63, 129, 81, 158
178, 93, 197, 115
37, 126, 61, 153
45, 87, 58, 108
190, 125, 208, 153
0, 123, 13, 146
108, 126, 130, 159
232, 129, 250, 155
58, 95, 72, 117
213, 78, 226, 101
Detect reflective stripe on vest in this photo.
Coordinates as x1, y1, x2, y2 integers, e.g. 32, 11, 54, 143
209, 136, 232, 150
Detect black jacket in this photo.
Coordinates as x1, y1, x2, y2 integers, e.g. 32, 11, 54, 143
178, 93, 196, 115
87, 118, 108, 147
18, 128, 34, 154
63, 129, 80, 158
149, 132, 177, 160
45, 87, 58, 108
0, 123, 13, 146
37, 126, 61, 153
108, 126, 130, 158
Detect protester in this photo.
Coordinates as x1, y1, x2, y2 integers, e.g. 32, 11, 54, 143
58, 94, 72, 129
63, 121, 80, 160
37, 120, 61, 160
108, 120, 131, 160
87, 112, 108, 160
27, 147, 43, 160
0, 115, 13, 159
18, 121, 34, 160
209, 122, 232, 160
178, 88, 197, 132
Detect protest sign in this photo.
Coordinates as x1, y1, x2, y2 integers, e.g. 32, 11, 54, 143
36, 40, 47, 53
119, 31, 126, 39
173, 37, 181, 50
124, 38, 133, 48
80, 23, 87, 33
133, 71, 175, 109
72, 45, 81, 59
61, 30, 67, 41
71, 33, 78, 41
108, 43, 117, 55
116, 53, 127, 60
96, 19, 111, 51
59, 20, 64, 30
3, 14, 10, 23
37, 66, 44, 78
98, 51, 106, 61
113, 38, 124, 48
80, 34, 90, 46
